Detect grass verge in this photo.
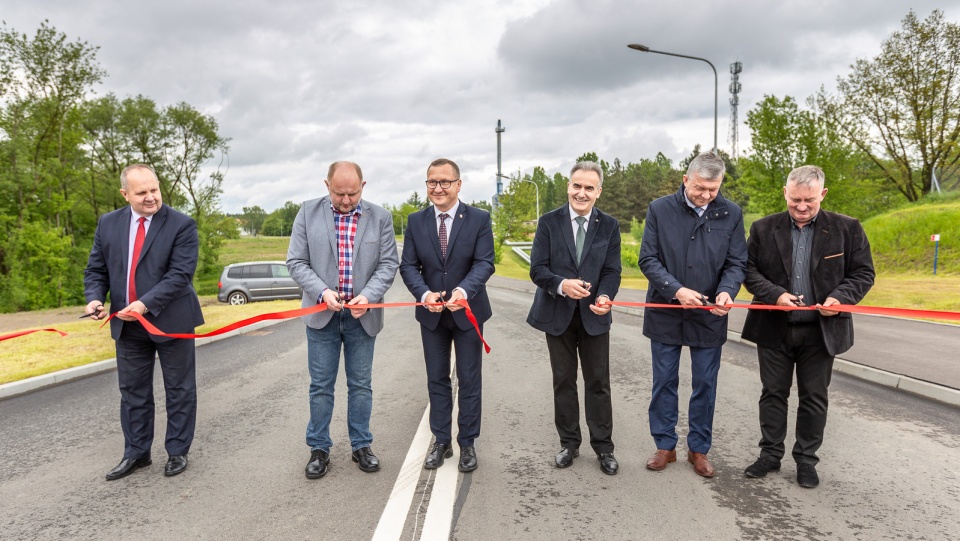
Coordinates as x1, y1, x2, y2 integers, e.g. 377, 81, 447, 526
0, 299, 299, 385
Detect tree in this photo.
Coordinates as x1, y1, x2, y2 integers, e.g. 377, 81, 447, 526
241, 205, 267, 236
262, 201, 301, 236
741, 95, 898, 218
817, 10, 960, 201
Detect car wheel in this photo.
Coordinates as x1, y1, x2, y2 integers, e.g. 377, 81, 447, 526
228, 292, 248, 305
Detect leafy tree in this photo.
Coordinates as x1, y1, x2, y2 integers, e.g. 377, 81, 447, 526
817, 10, 960, 201
262, 201, 301, 236
241, 205, 267, 236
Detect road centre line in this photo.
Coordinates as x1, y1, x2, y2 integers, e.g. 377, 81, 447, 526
373, 358, 461, 540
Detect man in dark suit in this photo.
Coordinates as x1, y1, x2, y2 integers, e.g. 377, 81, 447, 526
527, 161, 622, 475
84, 164, 204, 480
741, 165, 874, 488
399, 158, 495, 473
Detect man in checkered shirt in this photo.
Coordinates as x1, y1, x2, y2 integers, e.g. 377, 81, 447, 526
287, 161, 399, 479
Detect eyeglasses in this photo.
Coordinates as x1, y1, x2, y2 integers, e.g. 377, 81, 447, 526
425, 179, 459, 189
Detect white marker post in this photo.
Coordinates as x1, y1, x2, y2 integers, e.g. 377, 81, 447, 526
931, 234, 941, 275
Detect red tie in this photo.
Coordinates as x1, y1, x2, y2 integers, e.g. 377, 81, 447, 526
129, 217, 146, 303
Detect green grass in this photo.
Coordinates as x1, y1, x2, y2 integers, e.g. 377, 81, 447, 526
862, 200, 960, 274
196, 236, 292, 295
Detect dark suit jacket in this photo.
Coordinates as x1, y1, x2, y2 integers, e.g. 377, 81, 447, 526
84, 204, 204, 340
399, 202, 495, 331
741, 210, 875, 356
526, 204, 622, 336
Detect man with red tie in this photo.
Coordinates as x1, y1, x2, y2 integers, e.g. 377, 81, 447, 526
84, 164, 204, 481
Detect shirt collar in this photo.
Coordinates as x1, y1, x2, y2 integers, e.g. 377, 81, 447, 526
131, 209, 152, 223
434, 200, 460, 219
331, 200, 363, 217
568, 205, 591, 222
790, 212, 818, 230
682, 191, 706, 214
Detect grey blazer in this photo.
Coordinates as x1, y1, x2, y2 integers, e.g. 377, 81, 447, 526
286, 197, 399, 336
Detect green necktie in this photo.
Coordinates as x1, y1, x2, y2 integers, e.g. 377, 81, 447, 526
575, 216, 586, 263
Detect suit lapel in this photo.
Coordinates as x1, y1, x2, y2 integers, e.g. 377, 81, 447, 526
354, 200, 370, 247
121, 207, 133, 273
445, 201, 465, 261
137, 205, 166, 266
810, 212, 831, 274
773, 213, 793, 278
322, 200, 337, 255
577, 208, 601, 269
561, 204, 578, 264
427, 206, 443, 262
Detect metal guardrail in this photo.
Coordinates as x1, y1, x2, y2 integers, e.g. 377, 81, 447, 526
504, 241, 532, 264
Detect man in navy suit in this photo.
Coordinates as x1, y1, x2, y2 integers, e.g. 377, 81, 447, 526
400, 158, 495, 472
84, 164, 204, 480
526, 161, 622, 475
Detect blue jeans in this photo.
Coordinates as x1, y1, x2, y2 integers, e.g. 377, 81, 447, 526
306, 311, 376, 452
648, 341, 722, 454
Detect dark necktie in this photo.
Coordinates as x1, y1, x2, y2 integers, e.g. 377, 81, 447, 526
575, 216, 586, 263
439, 213, 449, 259
129, 217, 146, 303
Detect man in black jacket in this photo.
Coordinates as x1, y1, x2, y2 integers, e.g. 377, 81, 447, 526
527, 161, 622, 475
741, 165, 874, 488
639, 151, 747, 478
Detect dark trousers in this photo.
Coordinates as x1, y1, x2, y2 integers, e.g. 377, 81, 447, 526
757, 322, 834, 465
545, 306, 613, 454
421, 310, 483, 447
115, 321, 197, 459
649, 341, 722, 454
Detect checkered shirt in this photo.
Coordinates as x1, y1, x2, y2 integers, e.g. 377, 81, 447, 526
332, 202, 362, 301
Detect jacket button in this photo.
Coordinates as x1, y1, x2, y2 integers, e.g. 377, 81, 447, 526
688, 265, 693, 269
690, 237, 695, 240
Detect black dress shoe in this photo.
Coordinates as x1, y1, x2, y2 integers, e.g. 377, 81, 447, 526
797, 463, 820, 488
105, 456, 151, 481
305, 449, 330, 479
555, 447, 579, 468
424, 442, 453, 469
164, 455, 188, 477
459, 446, 478, 472
744, 456, 781, 478
352, 447, 380, 472
598, 452, 619, 475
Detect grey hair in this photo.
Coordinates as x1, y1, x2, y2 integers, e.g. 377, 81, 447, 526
786, 165, 825, 188
120, 164, 158, 190
685, 151, 726, 181
570, 161, 604, 186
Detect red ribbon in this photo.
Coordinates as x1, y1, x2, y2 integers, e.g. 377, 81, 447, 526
0, 328, 68, 342
99, 298, 493, 353
604, 301, 960, 321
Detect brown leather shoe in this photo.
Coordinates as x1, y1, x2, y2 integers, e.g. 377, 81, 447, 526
687, 451, 715, 478
646, 449, 677, 471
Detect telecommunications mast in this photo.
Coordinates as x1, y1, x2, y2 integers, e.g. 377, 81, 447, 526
729, 61, 742, 160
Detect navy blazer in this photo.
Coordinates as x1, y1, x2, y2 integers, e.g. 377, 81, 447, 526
399, 202, 495, 331
639, 185, 747, 348
741, 210, 875, 356
84, 204, 204, 341
526, 204, 622, 337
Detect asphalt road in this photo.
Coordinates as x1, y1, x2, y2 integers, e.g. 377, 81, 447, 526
2, 282, 959, 540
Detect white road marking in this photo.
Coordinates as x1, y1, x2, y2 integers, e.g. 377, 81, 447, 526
373, 358, 461, 540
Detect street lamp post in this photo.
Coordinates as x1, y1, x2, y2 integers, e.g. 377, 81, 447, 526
627, 43, 718, 153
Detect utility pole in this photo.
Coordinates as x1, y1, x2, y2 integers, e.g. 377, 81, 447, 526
495, 119, 505, 208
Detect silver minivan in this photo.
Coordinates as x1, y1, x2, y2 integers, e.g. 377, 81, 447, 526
217, 261, 302, 305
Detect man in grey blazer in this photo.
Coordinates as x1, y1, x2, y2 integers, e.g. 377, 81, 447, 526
287, 161, 399, 479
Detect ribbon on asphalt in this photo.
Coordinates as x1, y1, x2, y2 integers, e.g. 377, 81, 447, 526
97, 298, 493, 354
0, 328, 68, 342
603, 301, 960, 321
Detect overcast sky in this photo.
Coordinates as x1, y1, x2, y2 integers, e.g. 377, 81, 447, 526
5, 1, 960, 212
